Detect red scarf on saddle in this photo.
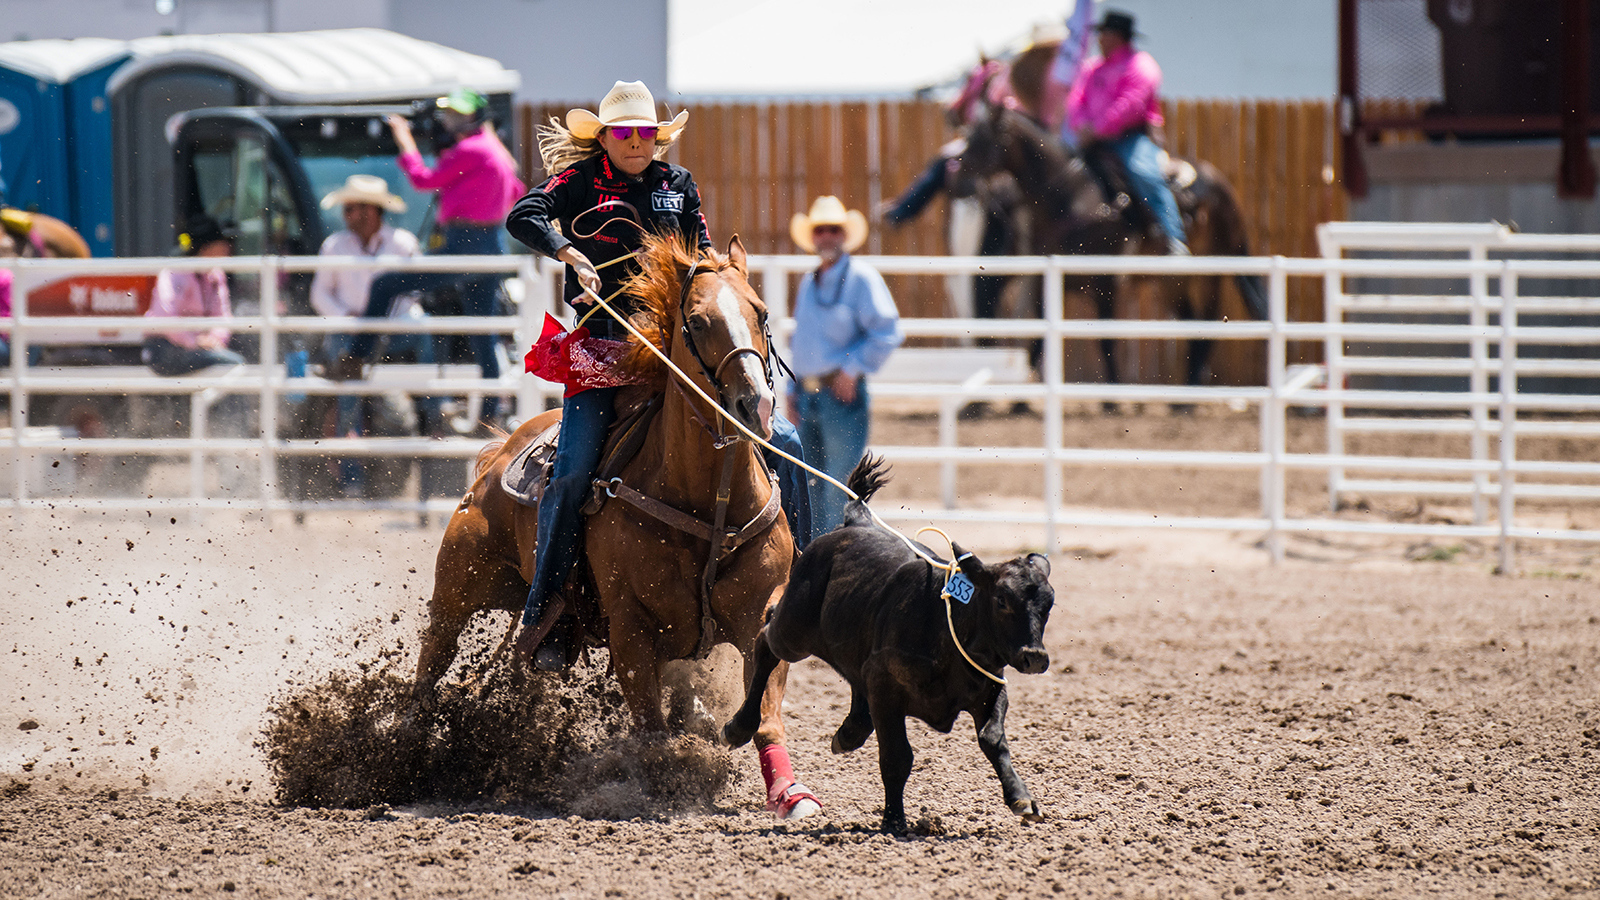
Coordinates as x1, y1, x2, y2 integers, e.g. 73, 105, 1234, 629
525, 313, 648, 397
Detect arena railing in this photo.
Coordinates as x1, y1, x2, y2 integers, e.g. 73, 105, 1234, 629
4, 249, 1599, 574
1318, 222, 1600, 531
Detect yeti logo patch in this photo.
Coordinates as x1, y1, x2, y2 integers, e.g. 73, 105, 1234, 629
652, 190, 683, 214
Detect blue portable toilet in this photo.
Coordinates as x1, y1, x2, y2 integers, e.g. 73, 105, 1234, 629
0, 38, 130, 256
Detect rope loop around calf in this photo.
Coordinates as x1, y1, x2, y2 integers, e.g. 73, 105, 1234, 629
917, 527, 1007, 685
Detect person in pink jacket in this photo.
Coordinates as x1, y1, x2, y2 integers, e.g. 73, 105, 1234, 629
338, 88, 525, 430
1066, 9, 1188, 255
143, 217, 245, 376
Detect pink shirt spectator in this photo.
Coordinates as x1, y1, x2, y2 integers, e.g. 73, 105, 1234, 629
398, 127, 524, 224
1067, 45, 1165, 139
0, 269, 11, 322
145, 268, 231, 349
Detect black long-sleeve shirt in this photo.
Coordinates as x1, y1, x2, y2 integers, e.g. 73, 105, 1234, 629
506, 154, 712, 339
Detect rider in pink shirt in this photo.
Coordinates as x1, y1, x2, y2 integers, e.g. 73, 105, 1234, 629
1066, 40, 1164, 141
1066, 9, 1188, 255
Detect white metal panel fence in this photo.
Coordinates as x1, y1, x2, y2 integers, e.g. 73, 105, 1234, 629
4, 246, 1599, 573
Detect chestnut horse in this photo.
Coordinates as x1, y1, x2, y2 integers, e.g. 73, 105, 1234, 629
412, 231, 817, 815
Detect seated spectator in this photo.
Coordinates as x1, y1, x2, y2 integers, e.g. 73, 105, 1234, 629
143, 217, 245, 376
144, 217, 252, 489
310, 174, 432, 496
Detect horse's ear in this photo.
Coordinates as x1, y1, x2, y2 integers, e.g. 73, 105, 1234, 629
726, 234, 748, 275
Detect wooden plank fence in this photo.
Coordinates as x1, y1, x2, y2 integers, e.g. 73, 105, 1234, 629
516, 99, 1347, 386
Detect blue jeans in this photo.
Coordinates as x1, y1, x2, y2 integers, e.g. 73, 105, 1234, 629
1108, 132, 1186, 245
522, 388, 812, 628
795, 379, 871, 534
764, 415, 811, 551
350, 225, 506, 420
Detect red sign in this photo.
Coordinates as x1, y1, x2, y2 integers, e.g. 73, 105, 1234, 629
26, 275, 157, 317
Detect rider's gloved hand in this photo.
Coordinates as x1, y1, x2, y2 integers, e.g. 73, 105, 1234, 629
558, 245, 603, 298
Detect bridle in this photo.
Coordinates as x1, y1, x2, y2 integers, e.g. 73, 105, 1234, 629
676, 255, 776, 400
568, 200, 790, 441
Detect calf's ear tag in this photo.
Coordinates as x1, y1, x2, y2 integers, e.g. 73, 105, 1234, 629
942, 570, 975, 605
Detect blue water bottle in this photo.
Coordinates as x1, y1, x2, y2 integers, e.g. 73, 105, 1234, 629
285, 348, 309, 404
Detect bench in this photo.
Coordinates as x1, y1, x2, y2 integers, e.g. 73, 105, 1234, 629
870, 347, 1035, 385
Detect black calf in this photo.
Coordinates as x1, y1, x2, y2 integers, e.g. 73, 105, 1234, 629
723, 455, 1055, 834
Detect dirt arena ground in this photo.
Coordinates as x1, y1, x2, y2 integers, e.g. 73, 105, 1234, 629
2, 407, 1597, 898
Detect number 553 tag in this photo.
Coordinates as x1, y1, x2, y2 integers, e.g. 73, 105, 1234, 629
942, 570, 975, 605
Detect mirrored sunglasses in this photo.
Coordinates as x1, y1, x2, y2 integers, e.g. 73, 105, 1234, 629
608, 126, 659, 141
812, 224, 846, 236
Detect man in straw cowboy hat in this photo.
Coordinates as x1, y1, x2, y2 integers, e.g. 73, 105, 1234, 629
311, 174, 435, 496
336, 88, 525, 431
507, 80, 812, 671
789, 196, 903, 533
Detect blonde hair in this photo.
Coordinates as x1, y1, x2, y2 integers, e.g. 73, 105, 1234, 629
536, 116, 683, 175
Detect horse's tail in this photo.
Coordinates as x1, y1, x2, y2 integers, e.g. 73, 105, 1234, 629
840, 453, 892, 528
1197, 163, 1270, 320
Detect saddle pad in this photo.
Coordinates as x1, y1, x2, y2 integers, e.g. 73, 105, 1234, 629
501, 423, 562, 507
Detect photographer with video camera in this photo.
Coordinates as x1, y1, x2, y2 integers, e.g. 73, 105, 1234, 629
334, 88, 524, 432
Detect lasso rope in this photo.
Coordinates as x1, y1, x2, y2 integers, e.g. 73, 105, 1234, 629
563, 276, 1008, 685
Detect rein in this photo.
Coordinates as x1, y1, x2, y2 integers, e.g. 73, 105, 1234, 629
570, 276, 950, 572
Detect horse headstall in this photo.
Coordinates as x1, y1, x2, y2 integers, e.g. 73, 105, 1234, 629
676, 255, 776, 397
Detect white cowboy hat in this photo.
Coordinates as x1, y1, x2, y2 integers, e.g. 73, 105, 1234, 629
320, 174, 407, 214
565, 80, 689, 142
1027, 19, 1068, 47
790, 195, 868, 254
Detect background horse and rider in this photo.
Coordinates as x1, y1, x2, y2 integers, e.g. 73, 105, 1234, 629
888, 42, 1268, 394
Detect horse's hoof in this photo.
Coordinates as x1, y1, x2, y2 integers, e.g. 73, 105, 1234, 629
719, 720, 754, 749
830, 729, 867, 755
771, 782, 821, 821
781, 797, 821, 821
1012, 798, 1044, 823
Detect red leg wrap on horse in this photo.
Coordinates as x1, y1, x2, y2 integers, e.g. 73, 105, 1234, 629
758, 744, 819, 816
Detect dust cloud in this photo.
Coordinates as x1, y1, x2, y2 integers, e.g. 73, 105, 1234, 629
2, 508, 745, 815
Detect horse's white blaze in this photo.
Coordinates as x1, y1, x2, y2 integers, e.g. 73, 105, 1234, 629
716, 283, 774, 427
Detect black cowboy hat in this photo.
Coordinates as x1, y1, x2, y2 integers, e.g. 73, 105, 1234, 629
177, 215, 238, 255
1094, 9, 1140, 40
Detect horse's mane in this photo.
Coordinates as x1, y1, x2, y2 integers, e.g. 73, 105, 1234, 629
616, 230, 731, 385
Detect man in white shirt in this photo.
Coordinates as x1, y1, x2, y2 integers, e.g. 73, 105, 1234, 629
310, 174, 428, 496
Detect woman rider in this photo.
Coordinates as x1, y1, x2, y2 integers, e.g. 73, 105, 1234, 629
505, 81, 812, 671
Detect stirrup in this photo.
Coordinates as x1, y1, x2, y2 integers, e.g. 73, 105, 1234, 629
533, 614, 571, 671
